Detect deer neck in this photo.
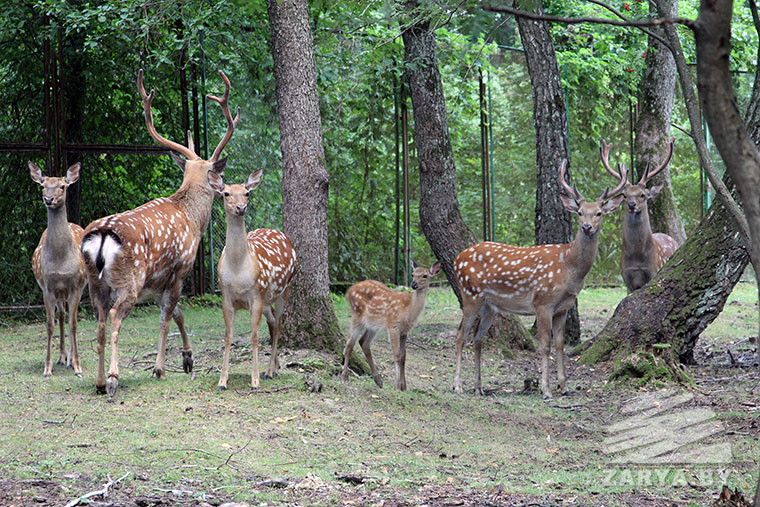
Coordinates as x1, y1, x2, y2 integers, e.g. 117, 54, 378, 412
170, 181, 215, 236
222, 212, 251, 266
623, 208, 654, 251
45, 205, 76, 253
405, 288, 429, 325
567, 228, 599, 280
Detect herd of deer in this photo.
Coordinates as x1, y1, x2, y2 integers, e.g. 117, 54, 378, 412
29, 70, 679, 399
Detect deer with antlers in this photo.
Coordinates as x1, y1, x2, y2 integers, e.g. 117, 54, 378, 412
80, 69, 239, 396
340, 261, 442, 391
207, 170, 296, 391
453, 161, 626, 399
600, 139, 679, 293
30, 161, 87, 377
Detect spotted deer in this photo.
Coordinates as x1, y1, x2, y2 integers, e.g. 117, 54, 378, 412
207, 170, 296, 390
80, 69, 239, 396
453, 161, 627, 399
600, 139, 679, 293
30, 161, 87, 377
340, 261, 442, 391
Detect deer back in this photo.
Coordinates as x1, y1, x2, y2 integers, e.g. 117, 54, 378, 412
246, 228, 296, 303
347, 280, 413, 330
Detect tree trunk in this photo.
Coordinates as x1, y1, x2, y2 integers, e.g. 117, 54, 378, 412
634, 0, 685, 244
400, 1, 532, 351
267, 0, 362, 368
514, 0, 580, 345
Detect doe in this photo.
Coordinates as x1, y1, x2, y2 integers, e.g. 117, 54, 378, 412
30, 161, 87, 377
453, 161, 626, 399
209, 171, 296, 390
340, 261, 441, 391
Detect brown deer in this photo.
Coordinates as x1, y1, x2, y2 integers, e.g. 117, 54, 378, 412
340, 261, 442, 391
30, 161, 87, 377
453, 161, 627, 399
600, 139, 679, 293
80, 69, 239, 396
207, 170, 296, 390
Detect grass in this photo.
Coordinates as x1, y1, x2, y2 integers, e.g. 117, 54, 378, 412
0, 283, 758, 505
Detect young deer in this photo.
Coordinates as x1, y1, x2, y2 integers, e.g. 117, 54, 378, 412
81, 69, 239, 396
208, 171, 296, 390
30, 161, 87, 377
340, 261, 442, 391
453, 161, 626, 399
600, 139, 679, 293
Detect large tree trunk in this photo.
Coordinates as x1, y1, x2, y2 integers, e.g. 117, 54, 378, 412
514, 0, 580, 346
267, 0, 356, 363
634, 0, 685, 244
400, 1, 532, 351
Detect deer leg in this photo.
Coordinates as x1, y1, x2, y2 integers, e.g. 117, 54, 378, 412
453, 306, 479, 393
218, 295, 235, 391
472, 304, 495, 396
340, 320, 364, 384
395, 333, 408, 391
360, 329, 381, 387
172, 306, 193, 374
57, 303, 66, 366
154, 286, 182, 378
263, 301, 281, 379
536, 306, 553, 400
93, 293, 108, 394
249, 298, 264, 389
67, 289, 83, 377
42, 293, 56, 377
107, 290, 137, 398
552, 309, 569, 395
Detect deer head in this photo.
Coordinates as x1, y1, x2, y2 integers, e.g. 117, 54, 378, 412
29, 162, 81, 210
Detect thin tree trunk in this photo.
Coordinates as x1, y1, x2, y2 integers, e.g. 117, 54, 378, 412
514, 0, 580, 345
400, 1, 532, 351
267, 0, 363, 368
634, 0, 685, 244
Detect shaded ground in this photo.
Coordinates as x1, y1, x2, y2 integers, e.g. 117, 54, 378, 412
0, 285, 758, 506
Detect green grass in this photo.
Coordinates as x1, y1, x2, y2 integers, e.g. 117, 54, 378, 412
0, 283, 758, 505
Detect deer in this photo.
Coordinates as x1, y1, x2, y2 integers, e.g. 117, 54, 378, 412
80, 69, 239, 397
30, 161, 87, 377
207, 170, 296, 390
453, 161, 627, 399
600, 139, 679, 293
340, 261, 442, 391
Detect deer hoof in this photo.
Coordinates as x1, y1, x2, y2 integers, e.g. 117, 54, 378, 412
106, 376, 118, 397
96, 384, 107, 395
264, 372, 274, 380
542, 394, 553, 401
153, 367, 164, 378
452, 384, 463, 394
75, 372, 83, 378
217, 385, 227, 391
182, 351, 193, 373
43, 372, 52, 378
561, 390, 574, 397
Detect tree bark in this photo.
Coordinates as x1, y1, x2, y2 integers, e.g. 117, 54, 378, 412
634, 0, 685, 244
400, 1, 532, 351
514, 0, 580, 345
267, 0, 360, 365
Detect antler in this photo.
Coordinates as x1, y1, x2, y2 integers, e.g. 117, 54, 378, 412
600, 162, 629, 201
638, 138, 675, 185
137, 69, 200, 160
558, 160, 583, 202
207, 70, 241, 162
599, 140, 624, 181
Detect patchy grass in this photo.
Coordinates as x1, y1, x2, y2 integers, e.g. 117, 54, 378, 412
0, 283, 758, 506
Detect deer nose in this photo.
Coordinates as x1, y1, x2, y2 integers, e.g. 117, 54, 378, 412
582, 224, 592, 234
235, 205, 246, 215
628, 201, 636, 210
410, 281, 418, 289
44, 196, 53, 206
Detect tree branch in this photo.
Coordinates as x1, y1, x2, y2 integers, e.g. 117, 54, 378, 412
482, 4, 695, 28
585, 0, 673, 53
64, 472, 130, 507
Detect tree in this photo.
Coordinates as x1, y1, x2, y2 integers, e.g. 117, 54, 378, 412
266, 0, 349, 358
633, 0, 685, 244
400, 1, 532, 350
513, 0, 581, 345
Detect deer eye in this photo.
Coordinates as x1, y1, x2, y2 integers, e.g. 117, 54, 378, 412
245, 191, 250, 197
223, 192, 230, 197
577, 211, 582, 216
640, 193, 645, 198
596, 211, 602, 216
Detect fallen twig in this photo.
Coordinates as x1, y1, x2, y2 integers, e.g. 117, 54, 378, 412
64, 472, 129, 507
235, 385, 295, 396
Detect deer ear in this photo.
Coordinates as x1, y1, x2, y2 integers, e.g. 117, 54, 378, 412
411, 259, 419, 270
212, 156, 227, 176
65, 163, 81, 184
245, 170, 263, 190
559, 193, 580, 213
207, 171, 225, 194
29, 161, 45, 185
648, 182, 665, 200
170, 151, 186, 172
430, 261, 442, 275
602, 194, 624, 213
